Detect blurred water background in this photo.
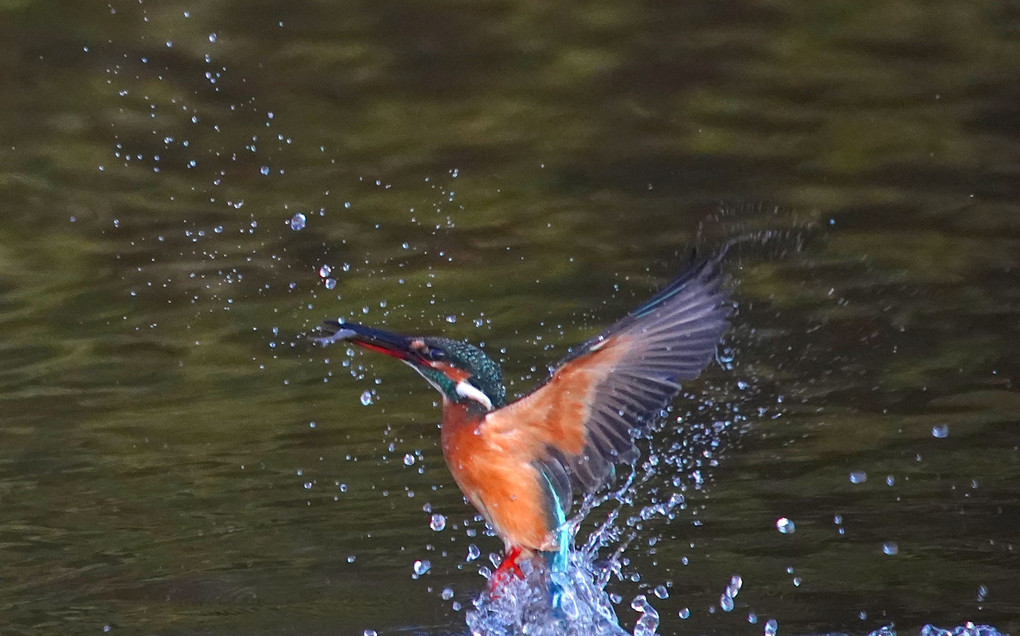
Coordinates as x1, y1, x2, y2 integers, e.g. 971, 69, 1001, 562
0, 1, 1017, 634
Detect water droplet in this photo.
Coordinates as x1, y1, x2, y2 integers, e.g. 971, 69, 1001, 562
748, 611, 758, 624
631, 595, 659, 636
441, 587, 454, 600
679, 607, 690, 619
932, 424, 950, 439
849, 471, 868, 484
413, 559, 431, 576
430, 513, 446, 531
776, 517, 795, 534
461, 542, 479, 562
720, 593, 734, 612
324, 278, 337, 290
445, 315, 457, 324
303, 482, 312, 490
363, 630, 377, 636
260, 165, 270, 176
765, 618, 778, 635
977, 584, 988, 601
289, 213, 306, 231
882, 542, 899, 555
727, 575, 742, 598
319, 265, 332, 278
402, 454, 416, 466
653, 585, 668, 599
359, 390, 373, 406
627, 593, 649, 611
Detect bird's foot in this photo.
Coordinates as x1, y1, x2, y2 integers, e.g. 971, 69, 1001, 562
488, 546, 525, 598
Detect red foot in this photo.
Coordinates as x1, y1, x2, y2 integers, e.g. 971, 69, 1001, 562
488, 546, 525, 598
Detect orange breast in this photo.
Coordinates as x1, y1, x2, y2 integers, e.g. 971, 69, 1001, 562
440, 400, 558, 552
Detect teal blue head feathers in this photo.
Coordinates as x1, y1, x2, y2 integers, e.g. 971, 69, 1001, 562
317, 321, 506, 411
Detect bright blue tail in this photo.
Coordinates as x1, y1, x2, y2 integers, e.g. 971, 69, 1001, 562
545, 524, 571, 611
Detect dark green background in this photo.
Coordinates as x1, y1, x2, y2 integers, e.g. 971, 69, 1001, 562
0, 1, 1017, 634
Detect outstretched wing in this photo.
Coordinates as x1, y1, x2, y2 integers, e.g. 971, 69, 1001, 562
481, 252, 730, 514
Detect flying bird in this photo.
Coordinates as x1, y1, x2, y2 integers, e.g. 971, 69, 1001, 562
316, 252, 729, 588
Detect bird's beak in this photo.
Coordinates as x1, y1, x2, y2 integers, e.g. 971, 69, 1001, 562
317, 320, 423, 363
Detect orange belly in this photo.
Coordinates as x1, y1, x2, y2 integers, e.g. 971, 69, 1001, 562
440, 401, 558, 552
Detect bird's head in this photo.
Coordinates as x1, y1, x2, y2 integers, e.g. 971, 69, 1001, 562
318, 320, 506, 412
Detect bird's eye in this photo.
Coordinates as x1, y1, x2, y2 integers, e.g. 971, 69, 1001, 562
428, 347, 445, 360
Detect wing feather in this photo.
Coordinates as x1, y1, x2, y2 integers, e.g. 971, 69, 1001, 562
481, 252, 730, 511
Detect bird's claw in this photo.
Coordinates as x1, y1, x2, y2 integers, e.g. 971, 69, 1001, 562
488, 546, 525, 598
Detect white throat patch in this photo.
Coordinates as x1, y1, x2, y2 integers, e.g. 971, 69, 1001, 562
455, 380, 493, 411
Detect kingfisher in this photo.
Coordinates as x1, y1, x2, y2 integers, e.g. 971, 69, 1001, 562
316, 252, 729, 589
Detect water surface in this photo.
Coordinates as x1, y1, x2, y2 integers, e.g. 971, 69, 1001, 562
0, 1, 1017, 634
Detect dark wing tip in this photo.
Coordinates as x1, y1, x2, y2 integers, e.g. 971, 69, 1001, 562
635, 250, 728, 316
558, 247, 732, 495
570, 248, 730, 363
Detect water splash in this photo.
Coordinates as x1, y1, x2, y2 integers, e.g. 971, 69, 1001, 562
465, 549, 628, 636
464, 457, 692, 635
865, 626, 1006, 636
